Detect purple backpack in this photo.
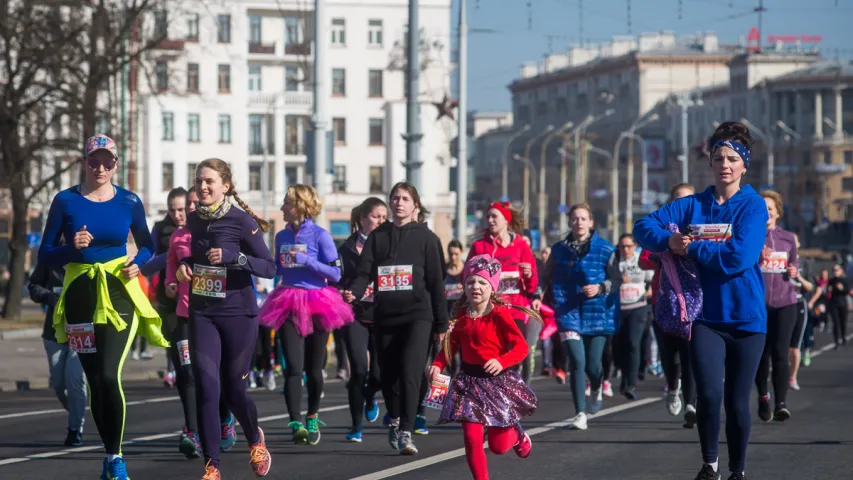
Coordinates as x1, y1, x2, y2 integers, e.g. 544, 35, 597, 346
654, 223, 702, 341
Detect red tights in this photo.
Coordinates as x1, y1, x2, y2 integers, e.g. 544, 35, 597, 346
462, 421, 519, 480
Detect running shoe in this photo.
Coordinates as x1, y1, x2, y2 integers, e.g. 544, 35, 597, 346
64, 428, 83, 447
249, 427, 272, 477
802, 350, 811, 367
624, 386, 638, 401
693, 464, 720, 480
289, 421, 308, 445
163, 371, 176, 389
666, 389, 683, 416
220, 413, 237, 451
248, 371, 258, 389
726, 473, 747, 480
383, 413, 392, 426
774, 403, 791, 422
789, 378, 800, 391
584, 381, 590, 397
413, 415, 429, 435
365, 398, 380, 423
201, 460, 221, 480
758, 394, 773, 422
398, 431, 418, 455
513, 427, 532, 458
347, 427, 363, 443
683, 405, 697, 429
569, 412, 588, 430
264, 370, 276, 391
179, 428, 202, 459
306, 414, 324, 445
337, 368, 349, 381
101, 457, 130, 480
541, 366, 552, 377
602, 380, 614, 398
554, 369, 567, 384
589, 389, 603, 414
387, 421, 400, 450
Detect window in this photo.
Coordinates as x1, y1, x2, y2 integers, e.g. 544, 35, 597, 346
162, 112, 174, 141
218, 114, 231, 143
155, 62, 168, 91
824, 151, 833, 164
332, 165, 347, 192
844, 177, 853, 193
186, 63, 199, 92
187, 114, 200, 142
332, 68, 345, 96
162, 163, 174, 191
368, 19, 383, 46
186, 13, 199, 41
369, 166, 383, 193
217, 14, 231, 43
285, 115, 306, 154
248, 64, 262, 91
846, 150, 853, 165
249, 163, 262, 191
249, 15, 262, 43
368, 69, 383, 98
187, 162, 198, 187
154, 10, 168, 38
333, 117, 346, 144
249, 115, 263, 154
218, 64, 231, 93
286, 166, 298, 186
331, 18, 345, 46
369, 118, 384, 145
285, 16, 301, 45
285, 66, 299, 91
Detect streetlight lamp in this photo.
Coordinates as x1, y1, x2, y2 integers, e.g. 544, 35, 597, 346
539, 121, 573, 240
522, 125, 554, 225
776, 120, 801, 141
501, 125, 531, 200
741, 117, 774, 188
673, 92, 703, 183
610, 113, 659, 242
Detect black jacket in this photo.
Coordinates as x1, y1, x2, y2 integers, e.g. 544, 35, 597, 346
336, 232, 375, 324
28, 263, 66, 342
349, 222, 447, 332
152, 216, 179, 308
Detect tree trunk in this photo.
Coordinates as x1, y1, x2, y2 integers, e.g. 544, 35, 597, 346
2, 180, 29, 320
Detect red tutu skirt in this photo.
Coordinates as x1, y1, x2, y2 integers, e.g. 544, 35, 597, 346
258, 286, 354, 336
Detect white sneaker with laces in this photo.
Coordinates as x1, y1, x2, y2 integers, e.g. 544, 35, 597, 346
602, 381, 614, 398
666, 389, 683, 416
265, 370, 276, 391
569, 412, 588, 430
789, 379, 800, 391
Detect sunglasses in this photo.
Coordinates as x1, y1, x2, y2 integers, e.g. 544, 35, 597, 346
86, 156, 118, 170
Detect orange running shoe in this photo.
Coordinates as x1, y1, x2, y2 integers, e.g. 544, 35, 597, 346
201, 460, 221, 480
249, 427, 272, 477
554, 369, 567, 385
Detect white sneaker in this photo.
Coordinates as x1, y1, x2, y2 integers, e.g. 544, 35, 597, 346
666, 389, 683, 416
584, 382, 590, 397
132, 351, 140, 361
602, 381, 614, 398
248, 371, 257, 389
569, 412, 588, 430
789, 379, 800, 391
265, 370, 276, 391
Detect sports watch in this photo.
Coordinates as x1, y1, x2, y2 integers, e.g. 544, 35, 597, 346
237, 253, 248, 266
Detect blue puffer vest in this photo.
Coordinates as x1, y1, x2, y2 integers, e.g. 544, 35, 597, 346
551, 231, 618, 335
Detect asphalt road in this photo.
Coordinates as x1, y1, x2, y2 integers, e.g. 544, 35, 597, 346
0, 334, 850, 480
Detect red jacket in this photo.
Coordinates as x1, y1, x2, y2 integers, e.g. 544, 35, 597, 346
638, 249, 661, 304
433, 305, 528, 370
467, 233, 538, 321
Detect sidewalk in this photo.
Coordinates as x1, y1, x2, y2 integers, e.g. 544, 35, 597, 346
0, 335, 168, 392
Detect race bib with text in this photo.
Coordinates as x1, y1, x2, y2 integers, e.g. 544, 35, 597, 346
689, 224, 733, 243
191, 265, 227, 298
279, 244, 308, 268
66, 323, 96, 354
760, 251, 789, 274
620, 282, 646, 304
559, 331, 581, 342
177, 340, 191, 366
422, 374, 450, 410
377, 265, 413, 292
498, 271, 521, 295
362, 282, 375, 302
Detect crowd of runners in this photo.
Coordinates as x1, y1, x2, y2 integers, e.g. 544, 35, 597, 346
28, 121, 850, 480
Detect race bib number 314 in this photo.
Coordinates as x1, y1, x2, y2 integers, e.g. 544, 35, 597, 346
377, 265, 413, 292
66, 323, 96, 354
192, 265, 227, 298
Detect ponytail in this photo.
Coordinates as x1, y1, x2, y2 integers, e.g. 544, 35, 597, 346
230, 191, 271, 232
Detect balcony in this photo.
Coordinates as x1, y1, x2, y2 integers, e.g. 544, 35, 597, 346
248, 143, 275, 156
248, 91, 312, 110
155, 38, 186, 50
284, 42, 311, 56
249, 42, 275, 54
285, 143, 305, 155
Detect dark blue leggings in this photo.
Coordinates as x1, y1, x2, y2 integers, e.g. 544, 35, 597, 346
691, 322, 765, 473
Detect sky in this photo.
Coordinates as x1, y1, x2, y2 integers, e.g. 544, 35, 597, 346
458, 0, 852, 112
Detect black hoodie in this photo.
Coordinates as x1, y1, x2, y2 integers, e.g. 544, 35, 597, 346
28, 262, 66, 342
336, 232, 375, 324
349, 221, 448, 332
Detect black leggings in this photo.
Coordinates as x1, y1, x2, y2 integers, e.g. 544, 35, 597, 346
374, 321, 433, 432
654, 324, 696, 407
255, 326, 273, 371
279, 321, 329, 421
65, 272, 137, 455
601, 335, 614, 380
332, 329, 348, 373
618, 306, 649, 389
755, 303, 798, 404
342, 321, 381, 428
164, 312, 197, 432
828, 299, 849, 346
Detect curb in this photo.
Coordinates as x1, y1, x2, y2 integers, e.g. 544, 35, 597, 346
0, 370, 165, 392
0, 328, 43, 340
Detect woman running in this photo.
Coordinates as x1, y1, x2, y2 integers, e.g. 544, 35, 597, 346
754, 190, 799, 423
787, 234, 814, 391
634, 121, 767, 480
615, 233, 654, 400
444, 239, 465, 377
640, 182, 698, 427
467, 202, 541, 383
345, 182, 448, 455
543, 203, 619, 431
827, 263, 849, 348
175, 159, 275, 479
258, 184, 353, 446
39, 134, 169, 480
338, 197, 388, 442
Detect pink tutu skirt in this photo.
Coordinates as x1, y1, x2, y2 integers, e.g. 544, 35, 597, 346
258, 286, 354, 336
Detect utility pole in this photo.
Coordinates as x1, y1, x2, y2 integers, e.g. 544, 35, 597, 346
455, 0, 468, 244
501, 125, 529, 200
675, 93, 701, 183
312, 0, 329, 227
403, 0, 423, 190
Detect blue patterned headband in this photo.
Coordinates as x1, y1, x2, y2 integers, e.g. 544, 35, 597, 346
710, 140, 750, 168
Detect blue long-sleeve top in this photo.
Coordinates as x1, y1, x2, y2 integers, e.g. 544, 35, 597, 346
39, 185, 155, 268
275, 218, 341, 290
633, 184, 768, 333
181, 207, 276, 317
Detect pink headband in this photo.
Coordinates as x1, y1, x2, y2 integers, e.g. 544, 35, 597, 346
463, 254, 502, 292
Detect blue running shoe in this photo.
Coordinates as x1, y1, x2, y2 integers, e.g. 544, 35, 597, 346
365, 398, 380, 423
220, 412, 237, 452
102, 457, 130, 480
414, 415, 429, 435
346, 427, 363, 443
382, 413, 391, 426
589, 388, 603, 415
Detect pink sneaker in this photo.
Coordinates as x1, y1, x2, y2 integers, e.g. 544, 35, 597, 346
513, 431, 532, 458
249, 427, 272, 477
602, 381, 614, 398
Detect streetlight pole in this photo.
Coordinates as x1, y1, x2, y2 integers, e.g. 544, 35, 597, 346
741, 117, 775, 189
674, 92, 702, 184
404, 0, 423, 190
502, 125, 530, 200
312, 0, 329, 228
610, 113, 658, 242
522, 125, 553, 225
539, 121, 572, 241
455, 0, 468, 245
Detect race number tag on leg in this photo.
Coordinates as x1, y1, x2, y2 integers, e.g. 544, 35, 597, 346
760, 252, 789, 274
177, 340, 191, 366
620, 282, 646, 304
361, 282, 375, 302
66, 323, 96, 354
377, 265, 413, 292
192, 265, 227, 298
279, 244, 308, 268
498, 271, 521, 295
422, 374, 450, 410
559, 331, 581, 342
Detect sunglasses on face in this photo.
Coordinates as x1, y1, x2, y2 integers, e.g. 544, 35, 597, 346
86, 157, 117, 170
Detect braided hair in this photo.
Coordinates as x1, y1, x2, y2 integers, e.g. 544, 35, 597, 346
196, 158, 270, 232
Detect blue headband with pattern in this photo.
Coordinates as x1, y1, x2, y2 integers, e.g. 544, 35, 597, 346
710, 139, 751, 168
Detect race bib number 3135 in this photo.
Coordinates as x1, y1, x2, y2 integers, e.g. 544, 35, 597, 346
377, 265, 413, 292
192, 265, 227, 298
